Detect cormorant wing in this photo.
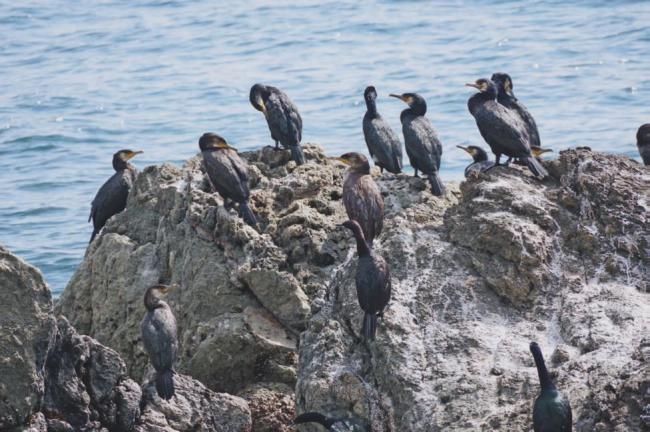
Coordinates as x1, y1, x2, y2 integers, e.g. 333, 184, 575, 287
403, 117, 442, 172
89, 172, 130, 226
363, 115, 403, 172
266, 90, 302, 146
203, 151, 249, 202
474, 102, 531, 157
141, 307, 178, 372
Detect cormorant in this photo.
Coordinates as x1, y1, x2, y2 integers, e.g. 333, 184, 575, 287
199, 133, 257, 227
457, 145, 494, 178
637, 124, 650, 165
294, 411, 368, 432
89, 149, 142, 243
466, 79, 548, 179
530, 342, 572, 432
362, 86, 403, 174
342, 220, 391, 340
250, 83, 305, 165
389, 92, 445, 195
141, 284, 178, 400
491, 72, 541, 149
337, 152, 384, 245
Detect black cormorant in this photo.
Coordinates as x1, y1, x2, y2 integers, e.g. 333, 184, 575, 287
362, 86, 403, 174
250, 83, 305, 165
530, 342, 572, 432
466, 79, 548, 179
457, 145, 495, 178
141, 284, 178, 400
294, 411, 368, 432
199, 133, 257, 227
389, 92, 445, 195
637, 124, 650, 165
342, 220, 391, 340
491, 72, 541, 149
337, 152, 384, 246
89, 149, 142, 243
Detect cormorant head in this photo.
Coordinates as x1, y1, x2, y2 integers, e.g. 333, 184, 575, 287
465, 79, 497, 99
364, 86, 377, 102
144, 284, 175, 310
112, 149, 143, 170
199, 133, 235, 151
636, 124, 650, 146
342, 219, 363, 237
490, 72, 513, 96
531, 146, 553, 158
389, 92, 427, 114
250, 83, 268, 113
457, 145, 488, 162
336, 152, 370, 173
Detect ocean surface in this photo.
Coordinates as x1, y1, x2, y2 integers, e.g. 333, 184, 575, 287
1, 1, 648, 295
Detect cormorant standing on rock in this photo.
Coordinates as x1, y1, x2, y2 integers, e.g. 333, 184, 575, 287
389, 92, 445, 195
89, 149, 142, 243
141, 284, 178, 400
362, 86, 403, 174
338, 152, 384, 245
530, 342, 572, 432
343, 220, 391, 340
250, 83, 305, 165
294, 411, 368, 431
637, 124, 650, 165
491, 72, 541, 149
199, 133, 257, 227
466, 78, 548, 179
457, 145, 494, 178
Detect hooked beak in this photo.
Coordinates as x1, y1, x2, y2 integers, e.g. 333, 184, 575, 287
465, 83, 480, 89
456, 145, 471, 154
125, 150, 143, 160
389, 93, 405, 101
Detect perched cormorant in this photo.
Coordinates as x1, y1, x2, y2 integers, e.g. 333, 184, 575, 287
362, 86, 403, 174
337, 152, 384, 245
457, 145, 495, 178
530, 342, 572, 432
491, 72, 541, 149
250, 83, 305, 165
294, 411, 368, 432
141, 284, 178, 400
342, 220, 391, 340
466, 79, 548, 179
389, 92, 445, 195
637, 124, 650, 165
89, 149, 142, 243
199, 133, 257, 227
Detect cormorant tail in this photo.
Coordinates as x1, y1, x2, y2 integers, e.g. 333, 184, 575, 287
89, 228, 99, 244
290, 145, 305, 165
362, 312, 377, 340
156, 370, 175, 400
239, 201, 258, 227
523, 156, 548, 179
427, 172, 445, 196
294, 412, 332, 427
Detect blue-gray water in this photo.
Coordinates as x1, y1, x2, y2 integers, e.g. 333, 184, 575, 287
1, 1, 648, 295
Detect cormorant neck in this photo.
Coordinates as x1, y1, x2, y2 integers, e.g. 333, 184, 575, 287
365, 98, 378, 118
144, 289, 164, 311
473, 150, 488, 163
113, 157, 129, 171
410, 102, 426, 116
531, 347, 555, 391
351, 227, 371, 256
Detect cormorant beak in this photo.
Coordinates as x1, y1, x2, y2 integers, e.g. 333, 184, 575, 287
335, 157, 350, 165
456, 145, 472, 154
534, 148, 553, 156
389, 93, 406, 101
125, 150, 143, 160
465, 83, 480, 90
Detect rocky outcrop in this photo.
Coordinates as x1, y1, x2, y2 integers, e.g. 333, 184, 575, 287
55, 145, 649, 431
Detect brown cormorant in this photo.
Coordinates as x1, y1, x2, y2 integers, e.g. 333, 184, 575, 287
199, 133, 257, 227
530, 342, 572, 432
337, 152, 384, 245
637, 124, 650, 165
457, 145, 494, 178
491, 73, 541, 150
141, 284, 178, 400
466, 79, 548, 179
342, 220, 391, 340
89, 149, 142, 243
250, 83, 305, 165
362, 86, 403, 174
294, 411, 368, 431
389, 92, 445, 195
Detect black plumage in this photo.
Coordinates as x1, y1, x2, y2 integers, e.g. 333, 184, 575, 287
141, 285, 178, 400
530, 342, 572, 432
88, 149, 142, 243
390, 92, 445, 195
492, 72, 541, 149
338, 152, 384, 245
294, 411, 368, 432
362, 86, 403, 174
250, 83, 305, 165
466, 78, 548, 179
457, 145, 495, 178
637, 124, 650, 165
343, 220, 391, 341
199, 133, 257, 227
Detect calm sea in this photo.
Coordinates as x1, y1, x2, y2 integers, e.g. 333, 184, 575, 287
1, 0, 648, 295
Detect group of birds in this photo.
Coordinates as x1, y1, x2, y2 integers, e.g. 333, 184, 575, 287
84, 75, 650, 432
